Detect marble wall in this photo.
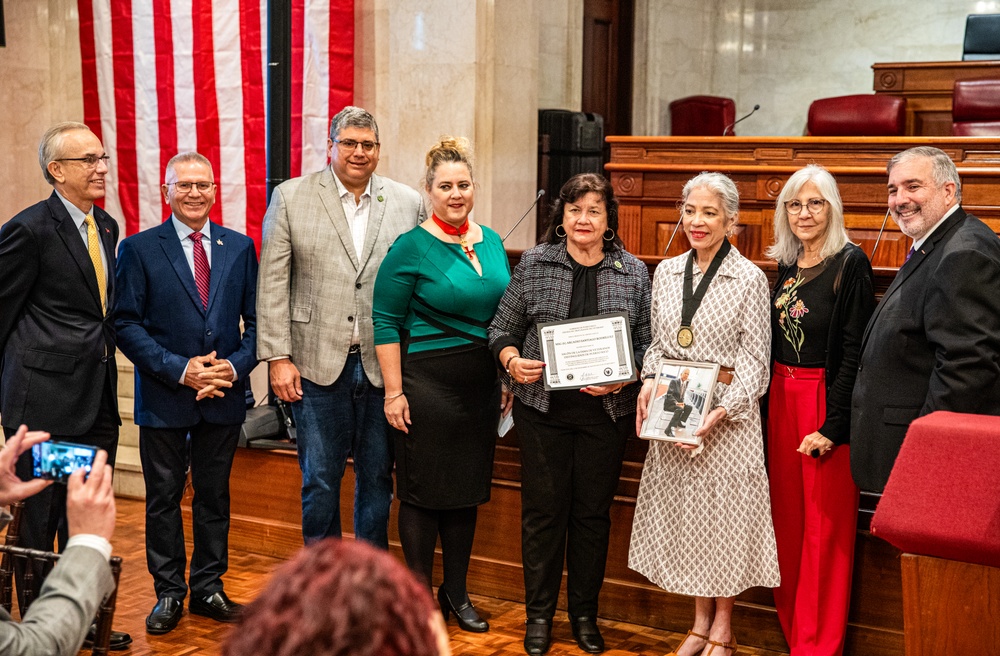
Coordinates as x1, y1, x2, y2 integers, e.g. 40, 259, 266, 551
538, 0, 583, 111
634, 0, 1000, 137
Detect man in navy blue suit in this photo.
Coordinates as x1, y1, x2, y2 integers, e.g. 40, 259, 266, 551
114, 152, 258, 635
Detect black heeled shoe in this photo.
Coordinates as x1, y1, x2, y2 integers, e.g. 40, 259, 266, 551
523, 618, 552, 655
571, 616, 605, 653
437, 587, 489, 633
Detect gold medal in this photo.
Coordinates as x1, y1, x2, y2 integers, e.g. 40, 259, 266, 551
677, 326, 694, 348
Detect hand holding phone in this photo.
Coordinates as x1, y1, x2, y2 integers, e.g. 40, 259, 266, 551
32, 440, 98, 483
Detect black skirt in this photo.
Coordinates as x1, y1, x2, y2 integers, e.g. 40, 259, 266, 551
395, 344, 500, 509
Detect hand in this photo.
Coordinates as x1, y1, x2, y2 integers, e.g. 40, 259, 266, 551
635, 379, 655, 435
66, 449, 116, 541
269, 358, 303, 402
508, 356, 545, 386
581, 382, 625, 397
798, 431, 834, 457
0, 425, 53, 506
500, 385, 514, 417
185, 351, 233, 399
676, 406, 728, 450
384, 394, 411, 434
198, 356, 236, 383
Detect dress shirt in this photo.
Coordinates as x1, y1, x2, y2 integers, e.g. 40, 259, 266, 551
56, 191, 109, 281
332, 170, 373, 347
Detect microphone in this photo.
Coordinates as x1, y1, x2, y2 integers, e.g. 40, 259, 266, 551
869, 208, 892, 262
723, 104, 760, 136
502, 189, 545, 242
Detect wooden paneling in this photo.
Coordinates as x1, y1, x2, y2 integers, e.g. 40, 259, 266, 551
873, 61, 1000, 136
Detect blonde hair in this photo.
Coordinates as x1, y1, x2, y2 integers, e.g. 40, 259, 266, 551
424, 136, 473, 189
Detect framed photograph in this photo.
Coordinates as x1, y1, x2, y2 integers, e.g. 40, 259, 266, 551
638, 359, 720, 446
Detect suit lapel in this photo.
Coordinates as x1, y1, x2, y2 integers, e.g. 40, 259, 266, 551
206, 222, 230, 313
359, 174, 387, 273
48, 193, 104, 312
158, 220, 206, 316
318, 169, 359, 270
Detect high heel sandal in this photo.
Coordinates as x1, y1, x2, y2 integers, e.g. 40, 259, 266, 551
665, 629, 708, 656
437, 587, 489, 633
704, 636, 739, 656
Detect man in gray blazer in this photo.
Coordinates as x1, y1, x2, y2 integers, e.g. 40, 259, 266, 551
258, 106, 425, 546
0, 425, 117, 656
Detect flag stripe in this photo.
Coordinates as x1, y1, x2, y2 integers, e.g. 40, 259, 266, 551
152, 0, 177, 223
328, 0, 352, 126
79, 1, 102, 143
240, 0, 267, 246
92, 0, 125, 227
111, 0, 140, 235
302, 0, 329, 174
290, 0, 305, 177
191, 0, 224, 225
214, 0, 247, 233
133, 0, 162, 233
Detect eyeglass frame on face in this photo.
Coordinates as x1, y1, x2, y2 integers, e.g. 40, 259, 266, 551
166, 181, 216, 193
784, 198, 828, 215
332, 138, 380, 154
55, 154, 111, 168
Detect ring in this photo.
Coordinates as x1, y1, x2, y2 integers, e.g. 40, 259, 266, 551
522, 376, 527, 383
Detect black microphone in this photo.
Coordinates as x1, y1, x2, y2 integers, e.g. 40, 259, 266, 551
502, 189, 545, 242
723, 104, 760, 136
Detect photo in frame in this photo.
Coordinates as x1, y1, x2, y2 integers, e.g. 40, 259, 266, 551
638, 359, 720, 446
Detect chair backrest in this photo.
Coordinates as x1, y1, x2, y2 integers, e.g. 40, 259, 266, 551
952, 78, 1000, 135
806, 94, 907, 136
963, 14, 1000, 61
0, 501, 122, 656
669, 95, 736, 136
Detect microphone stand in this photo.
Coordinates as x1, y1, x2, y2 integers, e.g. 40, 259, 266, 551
723, 104, 761, 136
869, 208, 892, 262
503, 190, 545, 242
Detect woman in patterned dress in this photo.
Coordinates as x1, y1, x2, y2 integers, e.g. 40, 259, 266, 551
628, 172, 779, 656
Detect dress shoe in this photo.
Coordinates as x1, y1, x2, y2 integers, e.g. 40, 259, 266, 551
437, 587, 489, 632
146, 596, 183, 634
83, 623, 133, 651
189, 590, 244, 623
571, 616, 605, 653
523, 618, 552, 655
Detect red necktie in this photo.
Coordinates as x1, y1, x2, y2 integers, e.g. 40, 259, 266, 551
190, 232, 210, 309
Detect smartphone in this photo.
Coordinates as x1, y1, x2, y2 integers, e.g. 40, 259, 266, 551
32, 440, 98, 483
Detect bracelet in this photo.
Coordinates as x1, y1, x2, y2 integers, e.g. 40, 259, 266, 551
384, 392, 404, 402
642, 374, 656, 380
503, 353, 519, 373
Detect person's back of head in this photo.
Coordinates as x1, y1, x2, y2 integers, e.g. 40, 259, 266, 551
222, 539, 449, 656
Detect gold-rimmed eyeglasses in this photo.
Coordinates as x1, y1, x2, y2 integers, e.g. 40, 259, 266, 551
56, 154, 111, 168
333, 138, 379, 154
784, 198, 827, 215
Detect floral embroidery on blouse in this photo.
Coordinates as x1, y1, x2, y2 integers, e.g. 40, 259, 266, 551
774, 274, 809, 362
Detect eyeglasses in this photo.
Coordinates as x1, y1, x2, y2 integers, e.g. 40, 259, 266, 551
167, 181, 215, 193
784, 198, 828, 215
56, 154, 111, 168
333, 139, 379, 154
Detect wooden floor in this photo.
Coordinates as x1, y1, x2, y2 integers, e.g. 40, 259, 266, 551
74, 497, 788, 656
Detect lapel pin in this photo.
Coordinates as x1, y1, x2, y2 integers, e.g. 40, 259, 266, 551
614, 261, 623, 269
377, 195, 384, 203
217, 239, 223, 246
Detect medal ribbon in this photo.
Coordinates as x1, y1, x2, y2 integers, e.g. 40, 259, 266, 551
680, 238, 732, 332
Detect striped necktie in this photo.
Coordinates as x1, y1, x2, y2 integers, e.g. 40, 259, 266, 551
190, 232, 211, 309
84, 214, 106, 313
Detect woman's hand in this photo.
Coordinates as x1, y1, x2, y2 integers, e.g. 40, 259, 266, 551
798, 431, 834, 457
384, 394, 411, 435
581, 382, 626, 397
676, 406, 728, 450
509, 356, 546, 385
500, 384, 514, 417
635, 379, 655, 435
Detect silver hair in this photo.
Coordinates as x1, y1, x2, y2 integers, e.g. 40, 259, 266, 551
766, 165, 850, 266
887, 146, 962, 203
165, 152, 214, 181
329, 106, 379, 142
680, 171, 740, 228
38, 122, 91, 185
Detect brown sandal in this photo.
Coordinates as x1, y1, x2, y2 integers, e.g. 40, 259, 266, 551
665, 630, 709, 656
704, 636, 739, 656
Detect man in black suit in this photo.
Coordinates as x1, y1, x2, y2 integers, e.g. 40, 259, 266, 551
663, 368, 693, 437
0, 122, 131, 650
851, 146, 1000, 493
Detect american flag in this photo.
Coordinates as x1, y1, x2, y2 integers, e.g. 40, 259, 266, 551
78, 0, 353, 249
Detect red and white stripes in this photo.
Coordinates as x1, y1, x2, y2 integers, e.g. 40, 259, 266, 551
78, 0, 353, 249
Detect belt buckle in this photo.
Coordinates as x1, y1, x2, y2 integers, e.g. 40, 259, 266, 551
348, 344, 361, 354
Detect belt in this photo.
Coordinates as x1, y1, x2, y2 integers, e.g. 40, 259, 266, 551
348, 344, 361, 354
717, 366, 734, 385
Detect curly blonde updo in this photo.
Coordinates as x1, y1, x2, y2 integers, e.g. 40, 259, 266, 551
424, 136, 474, 189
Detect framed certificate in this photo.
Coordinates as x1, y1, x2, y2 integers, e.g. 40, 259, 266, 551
536, 312, 635, 391
638, 359, 720, 446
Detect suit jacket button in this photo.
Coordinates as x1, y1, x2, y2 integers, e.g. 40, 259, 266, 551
206, 330, 213, 336
101, 356, 108, 363
348, 316, 354, 322
355, 282, 362, 289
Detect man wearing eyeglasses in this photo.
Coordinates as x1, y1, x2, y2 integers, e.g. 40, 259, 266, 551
0, 122, 132, 650
258, 106, 425, 547
851, 146, 1000, 493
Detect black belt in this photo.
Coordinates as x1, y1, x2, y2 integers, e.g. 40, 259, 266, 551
348, 344, 361, 354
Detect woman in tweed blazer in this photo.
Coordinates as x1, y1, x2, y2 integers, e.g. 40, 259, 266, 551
488, 174, 651, 655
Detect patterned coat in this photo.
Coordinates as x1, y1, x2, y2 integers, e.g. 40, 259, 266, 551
628, 246, 780, 597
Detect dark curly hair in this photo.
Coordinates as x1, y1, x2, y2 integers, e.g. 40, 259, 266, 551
221, 539, 442, 656
541, 173, 623, 252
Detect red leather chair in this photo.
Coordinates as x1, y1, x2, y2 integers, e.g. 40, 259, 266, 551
806, 94, 906, 136
952, 78, 1000, 135
669, 95, 736, 136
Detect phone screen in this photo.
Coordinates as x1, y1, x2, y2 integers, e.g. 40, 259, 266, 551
32, 441, 98, 483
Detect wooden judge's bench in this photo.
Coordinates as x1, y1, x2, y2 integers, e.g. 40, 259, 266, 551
208, 136, 1000, 656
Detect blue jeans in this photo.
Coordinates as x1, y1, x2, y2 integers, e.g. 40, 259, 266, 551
292, 352, 393, 547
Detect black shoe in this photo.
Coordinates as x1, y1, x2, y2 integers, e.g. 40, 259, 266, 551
146, 596, 183, 634
189, 591, 244, 623
524, 618, 552, 655
571, 616, 605, 653
83, 624, 133, 651
437, 587, 489, 632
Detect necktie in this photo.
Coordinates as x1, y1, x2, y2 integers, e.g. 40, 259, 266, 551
84, 214, 106, 313
905, 246, 915, 262
190, 232, 211, 309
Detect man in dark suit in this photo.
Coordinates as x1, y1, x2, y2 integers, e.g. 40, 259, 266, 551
663, 368, 693, 437
114, 152, 258, 634
851, 146, 1000, 493
0, 122, 131, 650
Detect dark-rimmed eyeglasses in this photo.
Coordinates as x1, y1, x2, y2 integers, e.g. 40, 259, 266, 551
784, 198, 827, 215
333, 139, 379, 154
166, 181, 215, 193
56, 154, 111, 168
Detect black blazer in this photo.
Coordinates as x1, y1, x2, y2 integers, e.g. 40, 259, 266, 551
0, 192, 120, 435
850, 207, 1000, 492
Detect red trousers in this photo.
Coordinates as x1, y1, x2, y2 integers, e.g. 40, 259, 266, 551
767, 365, 858, 656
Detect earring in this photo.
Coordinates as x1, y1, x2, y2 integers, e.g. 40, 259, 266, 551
603, 228, 616, 242
555, 225, 567, 238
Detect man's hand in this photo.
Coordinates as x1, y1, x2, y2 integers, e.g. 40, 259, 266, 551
185, 351, 233, 399
269, 359, 303, 402
0, 425, 52, 506
66, 449, 116, 541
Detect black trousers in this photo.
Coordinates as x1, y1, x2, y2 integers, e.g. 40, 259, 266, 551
140, 421, 240, 601
514, 399, 630, 620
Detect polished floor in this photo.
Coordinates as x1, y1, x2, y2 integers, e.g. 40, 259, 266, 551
63, 497, 787, 655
